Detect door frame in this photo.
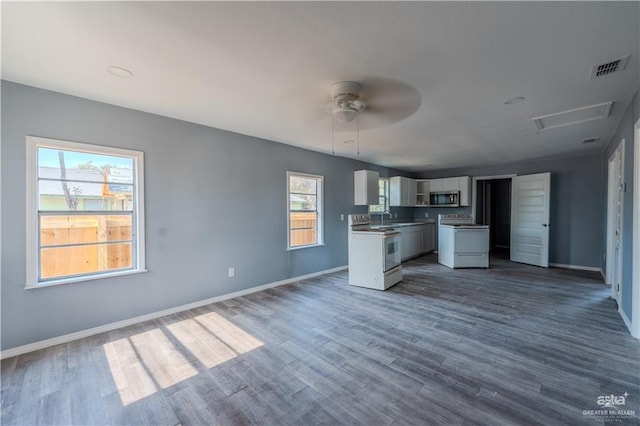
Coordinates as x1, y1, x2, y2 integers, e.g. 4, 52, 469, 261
606, 140, 625, 302
471, 174, 516, 224
606, 150, 617, 285
632, 118, 640, 338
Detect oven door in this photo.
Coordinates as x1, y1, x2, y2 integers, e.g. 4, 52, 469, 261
384, 233, 401, 271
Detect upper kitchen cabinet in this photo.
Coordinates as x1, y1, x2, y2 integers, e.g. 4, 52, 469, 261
415, 179, 430, 206
458, 176, 470, 206
354, 170, 379, 205
429, 177, 458, 193
390, 176, 416, 207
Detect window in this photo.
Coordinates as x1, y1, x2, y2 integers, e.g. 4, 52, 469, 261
369, 178, 390, 214
287, 172, 323, 249
26, 136, 145, 287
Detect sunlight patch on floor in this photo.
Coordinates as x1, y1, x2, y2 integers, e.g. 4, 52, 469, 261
194, 311, 264, 354
103, 311, 263, 406
103, 337, 161, 405
166, 318, 238, 368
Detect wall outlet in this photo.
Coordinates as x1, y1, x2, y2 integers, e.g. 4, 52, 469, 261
394, 213, 397, 218
228, 267, 235, 278
340, 214, 344, 221
425, 212, 429, 218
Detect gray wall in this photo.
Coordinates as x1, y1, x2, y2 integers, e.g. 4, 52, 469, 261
0, 81, 407, 350
414, 153, 605, 268
603, 91, 639, 322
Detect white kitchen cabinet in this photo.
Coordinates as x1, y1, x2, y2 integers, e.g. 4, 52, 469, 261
415, 179, 430, 206
458, 176, 471, 206
397, 223, 436, 261
443, 177, 459, 191
423, 223, 435, 252
390, 176, 417, 207
429, 179, 444, 193
430, 177, 458, 192
411, 225, 424, 255
400, 228, 412, 261
354, 170, 379, 205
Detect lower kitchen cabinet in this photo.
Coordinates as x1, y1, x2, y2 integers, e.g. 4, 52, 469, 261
423, 223, 435, 252
401, 228, 412, 261
399, 223, 435, 261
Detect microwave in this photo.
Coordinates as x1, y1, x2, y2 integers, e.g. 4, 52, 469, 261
429, 191, 460, 207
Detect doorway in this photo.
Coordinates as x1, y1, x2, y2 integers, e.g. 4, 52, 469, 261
475, 177, 512, 258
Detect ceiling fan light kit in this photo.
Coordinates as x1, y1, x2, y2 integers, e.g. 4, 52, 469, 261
330, 81, 366, 123
333, 106, 360, 124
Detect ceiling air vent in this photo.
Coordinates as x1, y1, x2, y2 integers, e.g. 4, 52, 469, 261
581, 137, 599, 145
591, 55, 630, 79
532, 101, 612, 131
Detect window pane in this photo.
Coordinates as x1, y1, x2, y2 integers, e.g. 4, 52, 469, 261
40, 215, 132, 247
289, 176, 317, 194
290, 229, 317, 247
290, 212, 317, 230
40, 242, 132, 280
39, 180, 133, 211
38, 148, 134, 184
289, 194, 317, 211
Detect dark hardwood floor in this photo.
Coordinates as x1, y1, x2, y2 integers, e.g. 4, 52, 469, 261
2, 254, 639, 425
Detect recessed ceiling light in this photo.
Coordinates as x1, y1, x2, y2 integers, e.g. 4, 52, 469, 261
343, 139, 355, 144
504, 96, 525, 105
107, 66, 134, 78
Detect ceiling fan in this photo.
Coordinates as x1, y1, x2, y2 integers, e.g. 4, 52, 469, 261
326, 79, 422, 154
324, 78, 421, 130
279, 78, 421, 154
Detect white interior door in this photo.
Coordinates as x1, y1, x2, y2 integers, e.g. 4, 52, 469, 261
510, 173, 550, 267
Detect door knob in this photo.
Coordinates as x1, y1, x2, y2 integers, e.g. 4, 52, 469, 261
542, 223, 548, 227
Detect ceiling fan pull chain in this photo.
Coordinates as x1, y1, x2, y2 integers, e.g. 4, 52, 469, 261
332, 113, 335, 155
357, 113, 360, 155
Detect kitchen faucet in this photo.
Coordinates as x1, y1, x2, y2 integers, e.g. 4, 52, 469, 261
380, 210, 386, 225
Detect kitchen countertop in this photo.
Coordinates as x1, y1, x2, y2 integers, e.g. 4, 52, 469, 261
370, 220, 435, 229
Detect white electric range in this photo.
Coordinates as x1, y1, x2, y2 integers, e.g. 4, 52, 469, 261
438, 214, 490, 268
348, 214, 403, 290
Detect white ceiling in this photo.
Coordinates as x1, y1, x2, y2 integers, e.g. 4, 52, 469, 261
2, 2, 639, 172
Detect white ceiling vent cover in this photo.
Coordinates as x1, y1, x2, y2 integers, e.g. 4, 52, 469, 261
591, 55, 630, 79
532, 101, 612, 131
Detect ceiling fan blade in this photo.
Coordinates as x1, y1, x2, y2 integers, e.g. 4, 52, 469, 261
357, 77, 422, 129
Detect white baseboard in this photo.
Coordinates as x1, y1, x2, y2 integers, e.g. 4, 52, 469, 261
549, 263, 602, 273
1, 265, 347, 360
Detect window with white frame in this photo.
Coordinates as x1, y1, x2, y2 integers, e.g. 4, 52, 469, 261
26, 136, 145, 287
369, 178, 390, 214
287, 172, 323, 249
